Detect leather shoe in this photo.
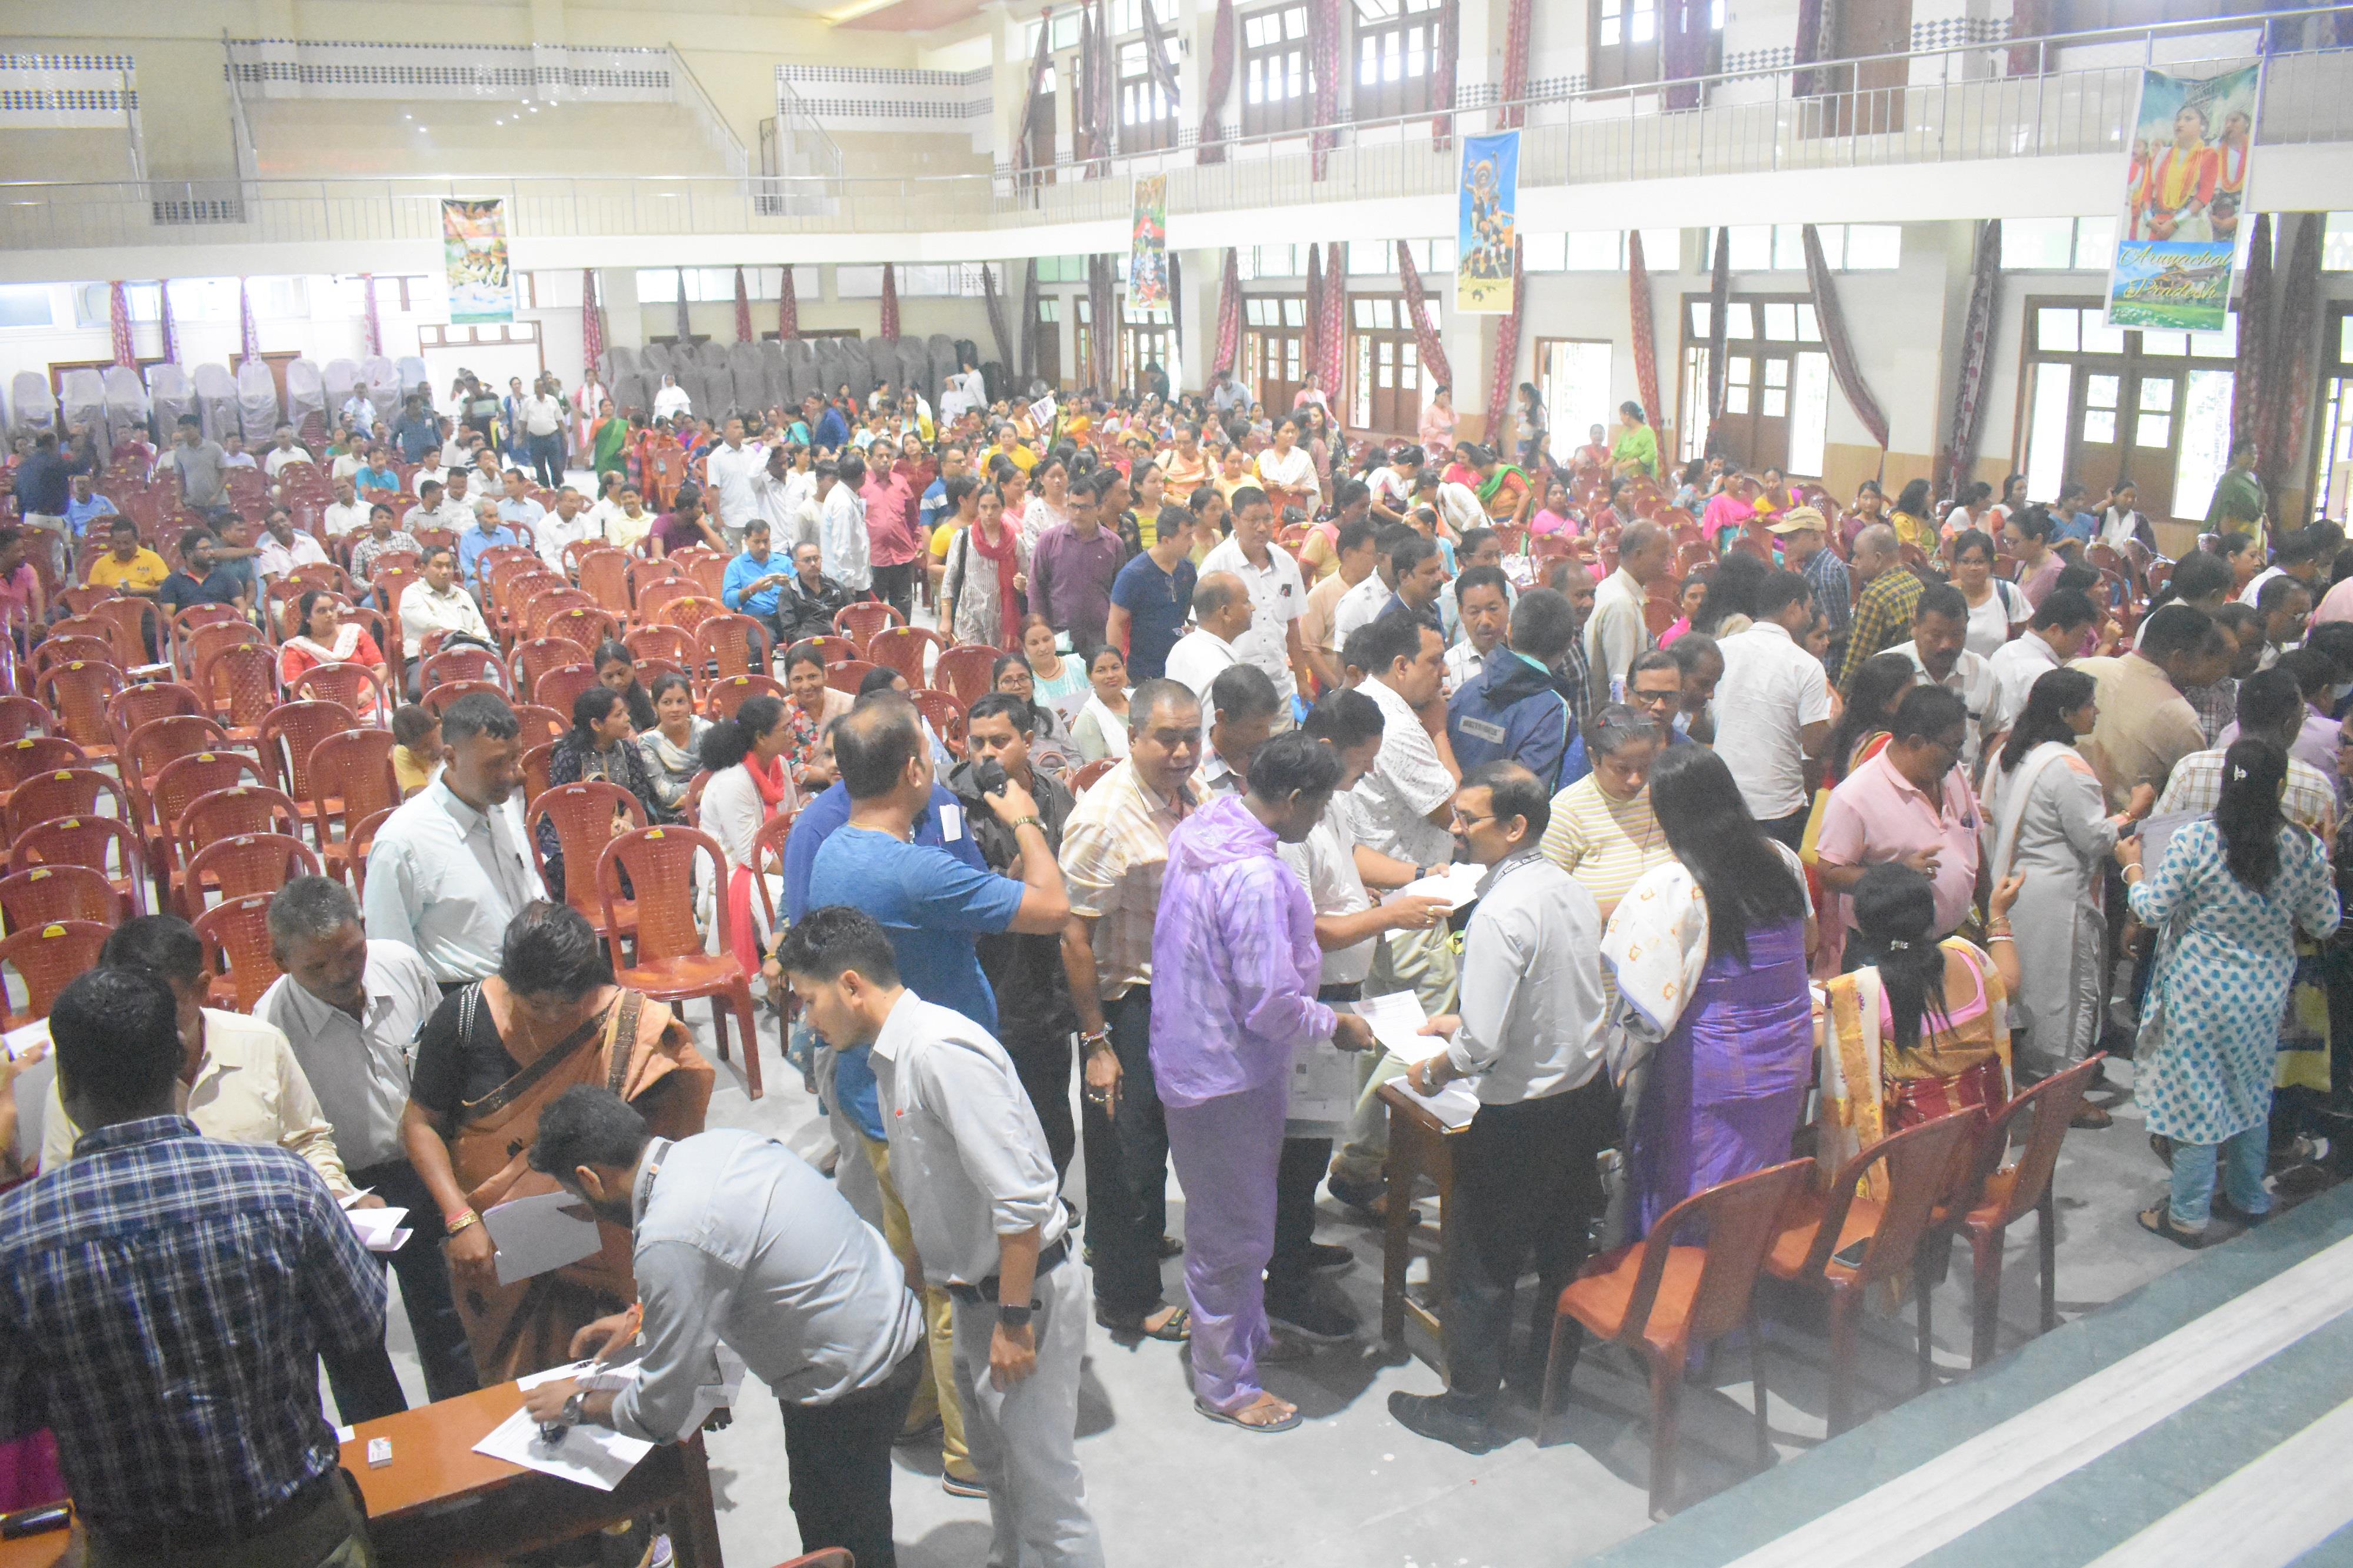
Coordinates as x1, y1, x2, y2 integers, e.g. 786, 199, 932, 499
1388, 1390, 1499, 1455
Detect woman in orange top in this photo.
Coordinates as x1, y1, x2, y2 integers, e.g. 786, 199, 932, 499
279, 589, 388, 714
1158, 421, 1213, 505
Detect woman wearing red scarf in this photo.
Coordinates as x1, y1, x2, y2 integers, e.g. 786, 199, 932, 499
697, 695, 801, 982
940, 480, 1028, 650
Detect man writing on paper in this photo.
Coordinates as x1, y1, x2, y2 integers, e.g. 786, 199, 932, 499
1389, 762, 1615, 1455
521, 1087, 926, 1568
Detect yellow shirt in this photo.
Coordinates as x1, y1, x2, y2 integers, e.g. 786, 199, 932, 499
392, 743, 436, 797
929, 521, 962, 561
1889, 511, 1935, 555
984, 443, 1039, 475
86, 547, 169, 594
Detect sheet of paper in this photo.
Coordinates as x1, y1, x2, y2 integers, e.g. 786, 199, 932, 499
514, 1352, 742, 1434
1352, 990, 1446, 1066
1286, 1035, 1359, 1130
472, 1403, 653, 1492
1384, 862, 1487, 912
1392, 1073, 1481, 1130
2136, 809, 2198, 875
346, 1206, 410, 1255
4, 1021, 52, 1167
483, 1190, 603, 1286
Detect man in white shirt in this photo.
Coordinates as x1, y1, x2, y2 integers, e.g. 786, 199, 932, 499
1888, 583, 1995, 775
1584, 519, 1671, 715
221, 433, 259, 471
362, 692, 543, 987
254, 506, 330, 582
495, 468, 546, 534
322, 476, 371, 537
264, 425, 310, 479
339, 392, 375, 432
532, 487, 595, 573
1332, 523, 1415, 655
1711, 569, 1834, 848
257, 877, 475, 1410
396, 546, 492, 680
1197, 486, 1309, 728
518, 376, 568, 490
411, 448, 450, 495
436, 469, 479, 531
401, 479, 458, 537
819, 455, 873, 593
1985, 588, 2101, 740
704, 417, 780, 551
1164, 572, 1252, 740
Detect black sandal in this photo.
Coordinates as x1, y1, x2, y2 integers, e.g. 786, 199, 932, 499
2138, 1205, 2207, 1250
1095, 1304, 1191, 1342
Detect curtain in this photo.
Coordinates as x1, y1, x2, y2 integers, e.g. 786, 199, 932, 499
1661, 0, 1708, 109
1214, 246, 1241, 378
881, 263, 900, 342
1792, 0, 1828, 98
1432, 0, 1459, 148
238, 277, 262, 363
1019, 257, 1040, 385
1801, 223, 1889, 453
1318, 242, 1348, 391
1304, 244, 1325, 393
982, 262, 1016, 378
1198, 0, 1236, 164
778, 264, 799, 341
674, 269, 691, 342
582, 269, 605, 379
2007, 0, 2048, 75
1938, 219, 2000, 499
1088, 254, 1117, 390
359, 273, 383, 358
1704, 229, 1731, 432
1626, 232, 1661, 443
1484, 251, 1527, 452
1397, 239, 1454, 390
1145, 12, 1182, 111
159, 277, 180, 365
1309, 0, 1341, 178
2264, 212, 2325, 504
1496, 0, 1533, 128
108, 281, 135, 369
1016, 5, 1055, 178
733, 266, 754, 344
2230, 212, 2274, 454
1168, 250, 1186, 360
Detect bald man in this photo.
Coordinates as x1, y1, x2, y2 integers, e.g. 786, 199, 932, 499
1838, 523, 1923, 693
1584, 518, 1672, 715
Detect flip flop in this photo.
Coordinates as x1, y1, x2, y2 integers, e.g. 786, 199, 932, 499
1195, 1394, 1302, 1433
2137, 1205, 2207, 1250
1095, 1304, 1192, 1342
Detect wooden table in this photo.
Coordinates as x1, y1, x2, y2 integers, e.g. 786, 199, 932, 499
1378, 1080, 1469, 1362
0, 1382, 723, 1568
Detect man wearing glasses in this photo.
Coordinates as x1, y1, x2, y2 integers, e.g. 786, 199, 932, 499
1814, 685, 1984, 950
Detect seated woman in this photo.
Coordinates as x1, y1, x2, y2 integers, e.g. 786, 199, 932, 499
632, 670, 709, 824
279, 589, 388, 711
1529, 478, 1578, 539
592, 639, 659, 733
536, 685, 658, 902
399, 901, 712, 1380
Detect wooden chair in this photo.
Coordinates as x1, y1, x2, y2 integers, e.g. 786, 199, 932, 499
831, 599, 903, 653
181, 833, 321, 919
705, 674, 788, 721
37, 661, 128, 763
306, 728, 401, 880
595, 826, 762, 1098
258, 700, 360, 806
0, 738, 88, 793
195, 892, 282, 1012
0, 921, 115, 1025
526, 780, 648, 926
2, 768, 132, 843
1539, 1159, 1812, 1520
932, 643, 1002, 705
867, 626, 943, 688
1762, 1110, 1981, 1434
0, 865, 119, 933
826, 659, 878, 695
8, 816, 147, 920
535, 663, 604, 720
1932, 1054, 2104, 1370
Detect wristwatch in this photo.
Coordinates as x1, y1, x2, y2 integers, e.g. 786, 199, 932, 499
997, 1303, 1035, 1330
562, 1389, 589, 1427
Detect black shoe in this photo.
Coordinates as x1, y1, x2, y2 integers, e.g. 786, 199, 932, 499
1159, 1233, 1186, 1260
1388, 1390, 1499, 1455
1295, 1241, 1354, 1275
1268, 1295, 1358, 1344
2212, 1195, 2274, 1227
892, 1413, 942, 1447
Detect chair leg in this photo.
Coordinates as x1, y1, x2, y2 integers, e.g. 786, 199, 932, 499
2038, 1187, 2058, 1335
1536, 1312, 1571, 1449
1969, 1225, 2006, 1370
1647, 1347, 1686, 1521
1745, 1308, 1771, 1468
1825, 1288, 1857, 1437
1915, 1250, 1937, 1393
732, 982, 763, 1100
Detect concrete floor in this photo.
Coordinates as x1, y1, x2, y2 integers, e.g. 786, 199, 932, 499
352, 1013, 2231, 1568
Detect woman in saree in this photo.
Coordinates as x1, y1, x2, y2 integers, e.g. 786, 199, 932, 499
1611, 399, 1659, 479
1159, 421, 1213, 506
633, 670, 708, 824
1466, 443, 1535, 527
1254, 413, 1321, 518
777, 642, 851, 788
1574, 423, 1613, 473
589, 397, 628, 481
279, 590, 389, 713
939, 480, 1026, 649
1602, 746, 1817, 1240
401, 902, 712, 1380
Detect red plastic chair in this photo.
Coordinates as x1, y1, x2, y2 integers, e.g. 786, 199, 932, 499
705, 674, 788, 721
866, 626, 943, 687
200, 642, 282, 741
2, 768, 132, 843
656, 595, 727, 636
195, 892, 282, 1012
0, 738, 86, 793
289, 662, 389, 720
576, 549, 631, 619
831, 599, 904, 653
8, 816, 146, 920
106, 681, 205, 752
909, 687, 966, 758
0, 922, 115, 1026
526, 780, 648, 926
696, 614, 765, 681
628, 561, 688, 610
544, 606, 621, 657
535, 663, 604, 720
932, 643, 1002, 705
36, 661, 128, 762
514, 636, 593, 699
0, 695, 46, 744
179, 617, 260, 685
1069, 757, 1119, 795
344, 806, 396, 899
520, 741, 558, 808
307, 728, 401, 880
511, 703, 567, 746
624, 623, 699, 671
88, 595, 161, 670
595, 826, 761, 1098
825, 659, 878, 695
421, 679, 509, 720
0, 865, 119, 932
419, 646, 508, 693
149, 753, 271, 896
788, 635, 858, 670
122, 713, 234, 818
258, 700, 360, 806
30, 636, 121, 689
674, 551, 726, 600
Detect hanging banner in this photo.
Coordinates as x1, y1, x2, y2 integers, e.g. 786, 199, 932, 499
1129, 175, 1169, 311
2105, 65, 2258, 333
441, 198, 515, 325
1455, 130, 1518, 313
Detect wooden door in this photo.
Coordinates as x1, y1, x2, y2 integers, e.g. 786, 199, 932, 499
1821, 0, 1911, 134
1034, 323, 1062, 391
2121, 368, 2179, 521
1712, 345, 1794, 474
1029, 88, 1058, 185
2066, 363, 2129, 505
1247, 329, 1304, 418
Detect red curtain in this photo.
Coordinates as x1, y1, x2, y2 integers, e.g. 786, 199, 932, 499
2264, 212, 2325, 503
581, 269, 605, 379
359, 273, 383, 358
1704, 229, 1731, 433
1303, 245, 1325, 392
1198, 0, 1236, 163
1801, 223, 1889, 455
1496, 0, 1533, 128
1318, 243, 1348, 391
734, 266, 754, 344
982, 262, 1016, 379
1626, 232, 1660, 443
778, 265, 799, 341
1019, 258, 1041, 385
1017, 8, 1055, 178
1792, 0, 1827, 98
1432, 0, 1458, 148
158, 277, 179, 365
1484, 252, 1527, 451
1214, 247, 1241, 377
1939, 220, 2000, 499
1309, 0, 1341, 178
1397, 239, 1454, 390
2231, 212, 2273, 454
108, 281, 135, 368
881, 263, 900, 342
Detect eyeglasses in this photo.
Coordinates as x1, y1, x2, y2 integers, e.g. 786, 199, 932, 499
1451, 808, 1497, 829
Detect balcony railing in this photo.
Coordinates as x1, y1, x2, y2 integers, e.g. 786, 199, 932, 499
0, 8, 2342, 252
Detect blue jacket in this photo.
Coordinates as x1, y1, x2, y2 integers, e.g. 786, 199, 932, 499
813, 408, 851, 451
1446, 649, 1577, 792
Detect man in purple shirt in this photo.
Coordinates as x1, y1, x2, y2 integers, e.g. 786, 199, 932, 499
1150, 731, 1377, 1433
1030, 469, 1128, 650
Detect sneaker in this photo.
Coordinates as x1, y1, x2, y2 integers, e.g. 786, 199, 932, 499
942, 1471, 988, 1498
1388, 1390, 1499, 1455
1268, 1295, 1358, 1344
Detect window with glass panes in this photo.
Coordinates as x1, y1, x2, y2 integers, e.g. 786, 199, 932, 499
2317, 305, 2353, 522
1345, 297, 1423, 434
1677, 295, 1834, 478
1595, 0, 1720, 89
2017, 299, 2238, 523
1119, 40, 1176, 152
1352, 0, 1439, 120
1243, 295, 1308, 416
1242, 3, 1313, 135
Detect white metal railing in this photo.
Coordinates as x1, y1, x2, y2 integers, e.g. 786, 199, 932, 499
6, 9, 2344, 252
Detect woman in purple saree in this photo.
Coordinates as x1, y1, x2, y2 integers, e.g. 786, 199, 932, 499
1602, 747, 1818, 1240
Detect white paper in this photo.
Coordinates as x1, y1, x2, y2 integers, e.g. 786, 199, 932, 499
483, 1190, 603, 1286
1392, 1074, 1481, 1130
1384, 862, 1486, 912
515, 1352, 742, 1436
5, 1020, 53, 1167
1353, 991, 1445, 1066
346, 1206, 411, 1255
472, 1403, 653, 1492
1286, 1035, 1359, 1130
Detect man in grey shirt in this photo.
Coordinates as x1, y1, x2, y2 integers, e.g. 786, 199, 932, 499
779, 906, 1105, 1568
1389, 760, 1615, 1456
169, 413, 232, 520
522, 1087, 925, 1568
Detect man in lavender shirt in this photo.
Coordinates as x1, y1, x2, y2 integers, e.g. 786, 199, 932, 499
1150, 731, 1378, 1433
1030, 469, 1128, 650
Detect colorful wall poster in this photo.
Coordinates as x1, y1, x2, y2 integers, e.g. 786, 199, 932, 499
441, 198, 515, 325
2107, 65, 2258, 332
1456, 130, 1519, 313
1129, 175, 1169, 311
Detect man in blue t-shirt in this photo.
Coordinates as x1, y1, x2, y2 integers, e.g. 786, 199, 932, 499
1105, 508, 1199, 682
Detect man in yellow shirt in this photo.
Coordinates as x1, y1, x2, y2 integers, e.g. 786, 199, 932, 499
84, 516, 169, 598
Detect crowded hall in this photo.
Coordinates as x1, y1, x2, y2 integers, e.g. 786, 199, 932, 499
2, 3, 2353, 1564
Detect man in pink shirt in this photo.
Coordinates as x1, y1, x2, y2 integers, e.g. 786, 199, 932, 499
0, 525, 43, 653
861, 462, 923, 621
1815, 685, 1984, 957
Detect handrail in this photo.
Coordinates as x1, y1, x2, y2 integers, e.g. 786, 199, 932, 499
665, 46, 750, 181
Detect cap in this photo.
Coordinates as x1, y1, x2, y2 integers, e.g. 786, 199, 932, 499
1768, 505, 1827, 535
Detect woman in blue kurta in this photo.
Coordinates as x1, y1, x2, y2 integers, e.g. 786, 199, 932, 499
2126, 738, 2339, 1246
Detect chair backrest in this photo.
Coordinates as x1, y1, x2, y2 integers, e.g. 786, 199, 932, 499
866, 625, 942, 686
519, 740, 558, 806
1801, 1110, 1981, 1286
675, 551, 726, 599
627, 558, 684, 606
535, 663, 604, 719
107, 680, 204, 749
3, 768, 131, 843
749, 807, 797, 933
0, 921, 115, 1025
289, 662, 388, 719
37, 661, 128, 749
511, 703, 566, 746
656, 595, 726, 635
8, 816, 144, 903
696, 614, 765, 680
514, 636, 594, 698
1625, 1160, 1812, 1349
307, 728, 401, 840
1069, 756, 1119, 795
200, 642, 282, 731
419, 645, 508, 692
124, 713, 234, 788
180, 785, 305, 863
258, 699, 360, 799
832, 599, 903, 652
705, 673, 788, 720
624, 623, 698, 669
195, 893, 282, 1012
908, 686, 966, 757
0, 866, 118, 932
545, 606, 621, 653
596, 825, 724, 965
1967, 1053, 2105, 1229
932, 643, 1001, 705
420, 679, 507, 719
179, 616, 258, 680
528, 781, 649, 918
151, 753, 270, 849
88, 595, 158, 669
344, 806, 396, 898
0, 694, 46, 743
826, 659, 878, 695
576, 549, 629, 615
184, 833, 322, 909
0, 737, 88, 792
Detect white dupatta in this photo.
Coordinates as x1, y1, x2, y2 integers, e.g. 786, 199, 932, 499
1982, 741, 2077, 888
1599, 862, 1710, 1084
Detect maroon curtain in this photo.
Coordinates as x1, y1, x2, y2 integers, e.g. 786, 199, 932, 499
1432, 0, 1459, 148
1484, 252, 1527, 452
1938, 219, 2000, 499
1661, 0, 1709, 109
1088, 254, 1116, 390
1627, 232, 1661, 446
1016, 8, 1055, 178
581, 271, 602, 379
2264, 212, 2325, 505
2231, 212, 2274, 455
1801, 223, 1889, 456
360, 273, 383, 358
108, 281, 134, 369
2007, 0, 2049, 76
1397, 239, 1454, 390
1318, 243, 1348, 391
1704, 228, 1731, 432
1019, 257, 1040, 385
1496, 0, 1533, 128
1167, 250, 1185, 362
1309, 0, 1341, 178
880, 263, 900, 342
734, 266, 754, 344
1198, 0, 1236, 164
159, 276, 181, 365
778, 265, 799, 341
1303, 245, 1325, 391
982, 262, 1016, 379
1144, 12, 1181, 112
1214, 247, 1242, 378
1791, 0, 1827, 98
1094, 0, 1118, 166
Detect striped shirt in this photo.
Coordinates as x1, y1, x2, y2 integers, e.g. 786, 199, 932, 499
1538, 773, 1675, 919
2157, 746, 2338, 832
1057, 758, 1208, 1001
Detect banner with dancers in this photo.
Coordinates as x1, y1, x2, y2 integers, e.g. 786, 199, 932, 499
2105, 65, 2257, 333
441, 198, 515, 325
1455, 131, 1518, 313
1129, 175, 1169, 311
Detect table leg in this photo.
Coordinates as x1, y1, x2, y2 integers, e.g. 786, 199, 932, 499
1382, 1100, 1411, 1355
667, 1434, 725, 1568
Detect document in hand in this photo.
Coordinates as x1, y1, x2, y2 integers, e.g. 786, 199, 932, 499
483, 1190, 604, 1286
346, 1206, 414, 1256
1352, 990, 1447, 1066
1385, 862, 1486, 912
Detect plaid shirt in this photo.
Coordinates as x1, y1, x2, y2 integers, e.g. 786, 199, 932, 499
1839, 567, 1923, 693
1058, 759, 1208, 1001
0, 1117, 384, 1539
2184, 677, 2237, 748
1802, 546, 1854, 643
1555, 623, 1594, 754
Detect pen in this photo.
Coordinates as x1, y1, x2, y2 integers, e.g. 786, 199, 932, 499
539, 1303, 642, 1445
